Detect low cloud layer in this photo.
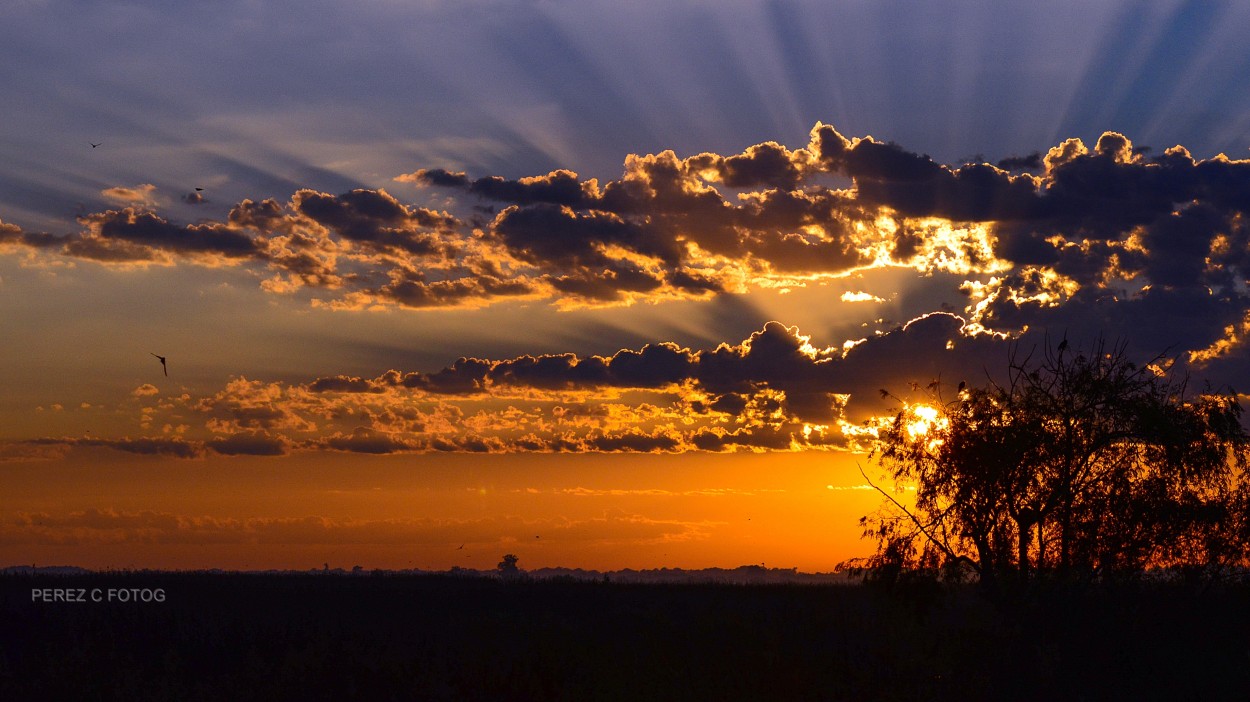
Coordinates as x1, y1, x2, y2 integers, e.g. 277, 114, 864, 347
11, 316, 1019, 458
0, 508, 707, 547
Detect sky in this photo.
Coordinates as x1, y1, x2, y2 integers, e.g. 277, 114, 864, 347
2, 0, 1250, 572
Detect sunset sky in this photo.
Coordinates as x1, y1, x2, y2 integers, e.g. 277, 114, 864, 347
3, 0, 1250, 572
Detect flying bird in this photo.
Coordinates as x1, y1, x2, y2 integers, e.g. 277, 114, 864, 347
195, 187, 204, 191
91, 142, 101, 148
150, 353, 167, 376
456, 544, 464, 550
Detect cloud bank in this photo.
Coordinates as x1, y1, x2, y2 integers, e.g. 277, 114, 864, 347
4, 123, 1248, 457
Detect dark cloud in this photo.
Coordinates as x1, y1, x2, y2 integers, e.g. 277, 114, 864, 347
53, 312, 1242, 459
400, 168, 592, 207
690, 426, 798, 452
398, 168, 471, 189
604, 342, 695, 388
587, 430, 682, 453
26, 437, 204, 459
548, 266, 664, 302
3, 122, 1249, 318
291, 188, 455, 256
91, 437, 204, 459
974, 282, 1249, 371
314, 339, 697, 399
0, 220, 71, 252
206, 432, 289, 456
307, 375, 381, 394
996, 152, 1043, 171
1140, 204, 1226, 289
366, 271, 537, 309
226, 197, 287, 231
491, 203, 681, 267
309, 317, 1008, 426
685, 141, 814, 190
80, 208, 259, 258
322, 428, 421, 454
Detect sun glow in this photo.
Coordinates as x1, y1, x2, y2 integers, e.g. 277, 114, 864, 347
905, 404, 943, 439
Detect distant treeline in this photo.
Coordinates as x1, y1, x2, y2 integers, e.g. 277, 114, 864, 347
1, 564, 856, 585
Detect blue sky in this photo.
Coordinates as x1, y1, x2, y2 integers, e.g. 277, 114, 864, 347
5, 0, 1249, 231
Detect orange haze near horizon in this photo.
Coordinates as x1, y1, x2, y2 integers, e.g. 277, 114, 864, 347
2, 449, 879, 573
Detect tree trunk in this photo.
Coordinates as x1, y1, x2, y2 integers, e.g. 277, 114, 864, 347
1017, 521, 1031, 578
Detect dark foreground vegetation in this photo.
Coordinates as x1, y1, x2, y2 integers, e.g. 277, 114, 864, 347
4, 571, 1250, 701
860, 337, 1250, 588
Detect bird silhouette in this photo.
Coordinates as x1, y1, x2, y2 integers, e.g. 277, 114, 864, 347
150, 353, 167, 376
456, 544, 464, 550
195, 187, 204, 191
958, 381, 966, 392
91, 142, 101, 148
1058, 339, 1069, 352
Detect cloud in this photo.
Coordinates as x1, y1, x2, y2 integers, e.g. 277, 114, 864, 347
4, 124, 1250, 429
206, 431, 290, 456
290, 188, 458, 256
23, 436, 205, 459
401, 123, 1250, 316
841, 291, 884, 303
400, 168, 592, 207
0, 508, 709, 547
287, 315, 1036, 437
101, 184, 159, 207
74, 208, 259, 263
320, 427, 422, 454
279, 319, 1011, 452
0, 219, 64, 251
19, 320, 990, 458
4, 122, 1247, 317
996, 152, 1043, 171
20, 302, 1246, 459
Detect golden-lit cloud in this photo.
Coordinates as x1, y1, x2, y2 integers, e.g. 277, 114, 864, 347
840, 291, 884, 303
100, 184, 159, 207
1189, 311, 1250, 366
10, 316, 1020, 458
4, 123, 1250, 469
3, 123, 1248, 326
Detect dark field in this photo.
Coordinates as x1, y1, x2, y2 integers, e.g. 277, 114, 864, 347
3, 572, 1249, 701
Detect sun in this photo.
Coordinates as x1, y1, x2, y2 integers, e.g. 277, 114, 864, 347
904, 404, 946, 441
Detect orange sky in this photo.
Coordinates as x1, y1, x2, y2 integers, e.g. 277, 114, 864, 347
1, 448, 879, 572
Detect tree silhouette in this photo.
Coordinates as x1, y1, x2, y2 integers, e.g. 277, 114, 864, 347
858, 338, 1250, 588
497, 553, 522, 581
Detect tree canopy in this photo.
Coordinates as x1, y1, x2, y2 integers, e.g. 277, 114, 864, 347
858, 338, 1250, 587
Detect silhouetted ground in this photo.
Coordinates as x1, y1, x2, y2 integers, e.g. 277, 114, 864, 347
3, 572, 1249, 701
